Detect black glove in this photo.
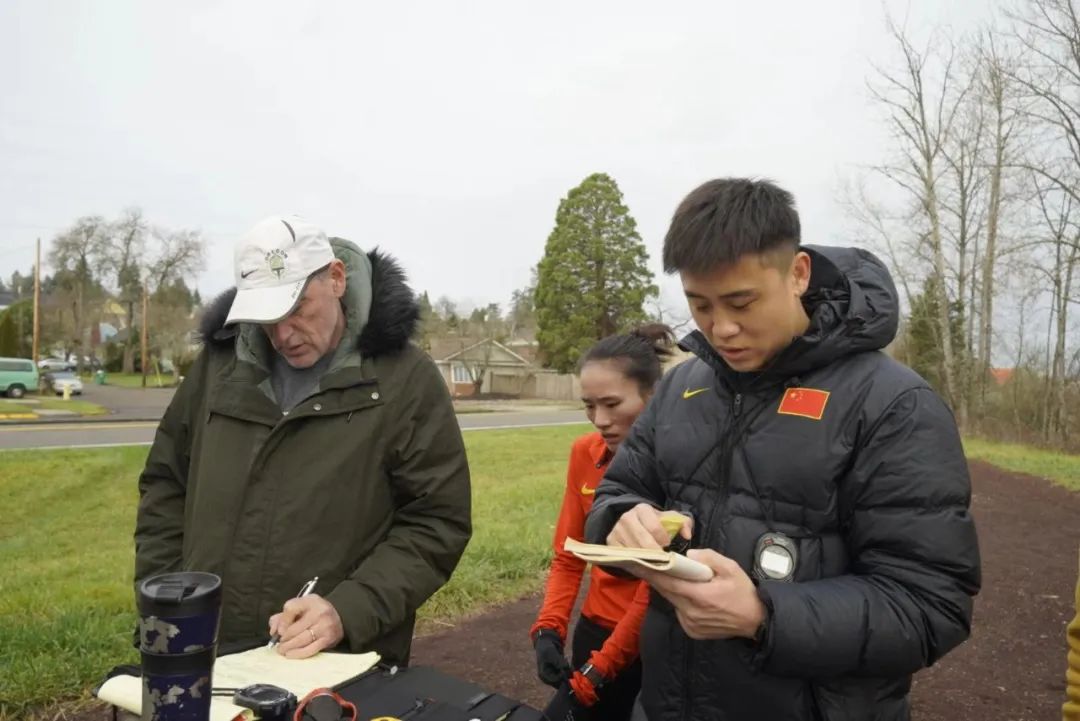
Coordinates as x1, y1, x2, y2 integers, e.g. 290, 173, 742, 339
533, 629, 572, 688
541, 681, 590, 721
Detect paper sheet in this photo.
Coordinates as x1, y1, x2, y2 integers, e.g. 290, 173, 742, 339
563, 537, 714, 581
96, 647, 380, 720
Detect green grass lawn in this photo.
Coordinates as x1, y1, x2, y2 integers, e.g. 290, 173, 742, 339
0, 400, 36, 418
963, 437, 1080, 491
80, 372, 177, 389
0, 424, 587, 718
0, 397, 108, 418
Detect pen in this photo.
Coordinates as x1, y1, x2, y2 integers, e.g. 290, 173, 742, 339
266, 576, 319, 649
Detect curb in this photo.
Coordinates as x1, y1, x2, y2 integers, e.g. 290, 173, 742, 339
0, 415, 162, 427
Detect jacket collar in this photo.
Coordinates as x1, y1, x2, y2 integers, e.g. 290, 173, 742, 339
588, 433, 614, 467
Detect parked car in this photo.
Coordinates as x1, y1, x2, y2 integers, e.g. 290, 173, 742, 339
0, 357, 39, 398
38, 357, 75, 371
43, 371, 84, 396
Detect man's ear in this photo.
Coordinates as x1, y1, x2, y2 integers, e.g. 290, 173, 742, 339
328, 259, 347, 298
791, 251, 811, 296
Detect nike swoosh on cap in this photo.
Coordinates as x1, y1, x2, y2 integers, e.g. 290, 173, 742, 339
240, 269, 256, 279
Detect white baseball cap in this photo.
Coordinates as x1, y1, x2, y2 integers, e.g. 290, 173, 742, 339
225, 215, 337, 325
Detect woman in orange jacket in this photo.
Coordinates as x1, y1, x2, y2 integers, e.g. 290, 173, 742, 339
530, 324, 674, 720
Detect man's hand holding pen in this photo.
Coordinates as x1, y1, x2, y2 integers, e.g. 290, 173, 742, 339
267, 577, 345, 659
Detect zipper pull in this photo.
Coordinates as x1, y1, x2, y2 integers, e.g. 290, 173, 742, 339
733, 393, 743, 417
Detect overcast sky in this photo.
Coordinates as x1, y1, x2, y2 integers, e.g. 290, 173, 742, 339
0, 0, 997, 315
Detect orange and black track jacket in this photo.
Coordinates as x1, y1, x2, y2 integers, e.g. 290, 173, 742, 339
530, 432, 648, 679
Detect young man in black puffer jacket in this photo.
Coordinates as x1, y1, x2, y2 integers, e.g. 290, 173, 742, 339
585, 178, 981, 721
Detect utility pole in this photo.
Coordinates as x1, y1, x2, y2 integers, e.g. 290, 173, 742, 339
141, 282, 149, 388
32, 238, 40, 365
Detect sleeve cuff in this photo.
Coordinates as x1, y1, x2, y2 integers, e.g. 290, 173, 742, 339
324, 581, 378, 652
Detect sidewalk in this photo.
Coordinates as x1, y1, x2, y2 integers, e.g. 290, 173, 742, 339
453, 399, 580, 414
69, 384, 175, 422
2, 387, 577, 425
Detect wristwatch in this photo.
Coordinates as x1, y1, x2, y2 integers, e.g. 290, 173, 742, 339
232, 684, 297, 720
752, 604, 772, 645
579, 663, 606, 689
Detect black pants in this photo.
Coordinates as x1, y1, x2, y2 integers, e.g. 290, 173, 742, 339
571, 615, 643, 721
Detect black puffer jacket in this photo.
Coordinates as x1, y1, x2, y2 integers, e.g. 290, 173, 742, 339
584, 246, 981, 721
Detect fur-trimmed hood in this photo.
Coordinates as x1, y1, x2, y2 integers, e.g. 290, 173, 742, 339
197, 247, 420, 359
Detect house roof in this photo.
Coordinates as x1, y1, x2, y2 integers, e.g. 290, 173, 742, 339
427, 337, 531, 366
427, 336, 485, 362
503, 338, 539, 364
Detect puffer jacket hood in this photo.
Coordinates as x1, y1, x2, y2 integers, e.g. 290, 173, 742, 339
681, 244, 900, 382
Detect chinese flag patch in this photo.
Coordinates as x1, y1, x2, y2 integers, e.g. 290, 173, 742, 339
777, 387, 830, 420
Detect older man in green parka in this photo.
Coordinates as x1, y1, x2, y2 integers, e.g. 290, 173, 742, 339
134, 215, 471, 665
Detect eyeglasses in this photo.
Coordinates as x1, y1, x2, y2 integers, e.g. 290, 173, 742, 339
293, 687, 357, 721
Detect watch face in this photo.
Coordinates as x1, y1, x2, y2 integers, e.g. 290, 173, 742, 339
760, 545, 793, 578
234, 684, 297, 719
753, 532, 798, 582
244, 684, 292, 702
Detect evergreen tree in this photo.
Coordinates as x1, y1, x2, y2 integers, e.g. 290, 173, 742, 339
534, 173, 657, 372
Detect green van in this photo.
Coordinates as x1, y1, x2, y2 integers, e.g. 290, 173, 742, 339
0, 357, 39, 398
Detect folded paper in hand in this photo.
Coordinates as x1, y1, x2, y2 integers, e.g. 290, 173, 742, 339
563, 538, 714, 582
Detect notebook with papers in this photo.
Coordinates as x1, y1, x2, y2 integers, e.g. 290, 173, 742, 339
95, 647, 380, 721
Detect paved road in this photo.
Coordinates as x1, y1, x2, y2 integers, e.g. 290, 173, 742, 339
0, 410, 588, 451
80, 383, 176, 420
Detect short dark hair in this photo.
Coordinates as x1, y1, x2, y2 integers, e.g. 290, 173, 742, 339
662, 178, 800, 274
580, 323, 675, 395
